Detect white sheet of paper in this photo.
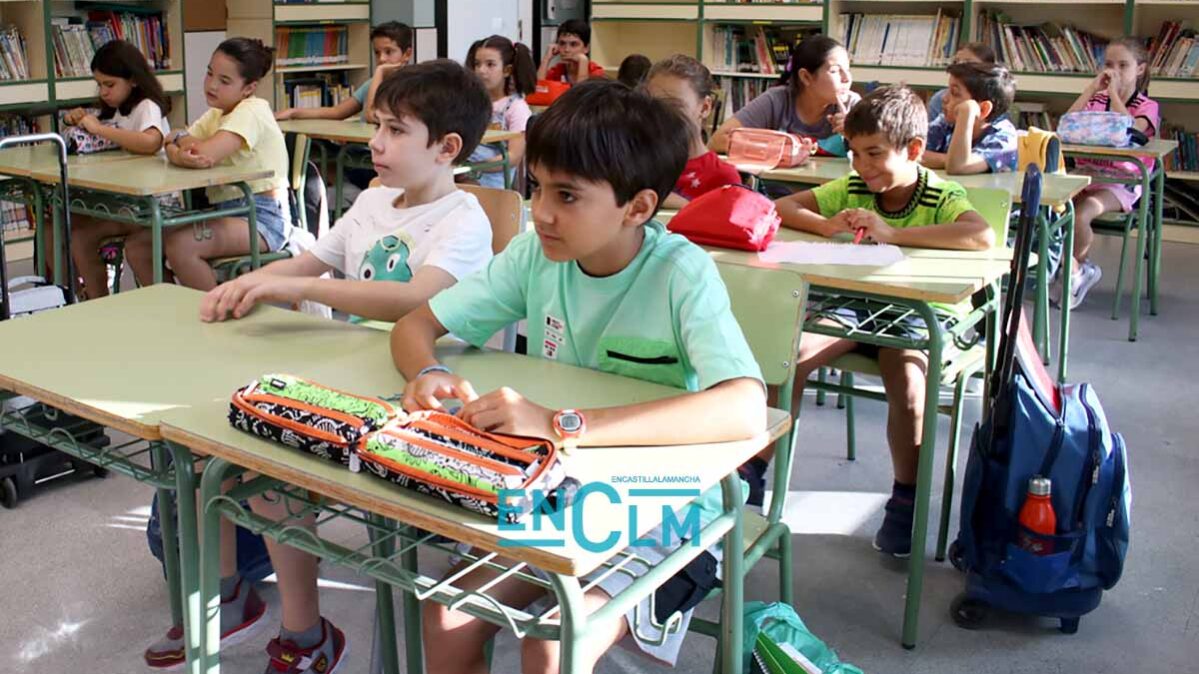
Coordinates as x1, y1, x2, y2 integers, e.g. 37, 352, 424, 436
758, 241, 905, 266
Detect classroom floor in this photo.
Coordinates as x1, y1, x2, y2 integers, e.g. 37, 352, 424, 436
3, 235, 1197, 674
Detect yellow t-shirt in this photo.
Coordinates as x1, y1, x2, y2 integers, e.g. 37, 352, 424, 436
188, 97, 289, 203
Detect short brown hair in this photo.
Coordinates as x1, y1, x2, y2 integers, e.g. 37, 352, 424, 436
373, 60, 490, 162
946, 62, 1015, 122
844, 85, 928, 148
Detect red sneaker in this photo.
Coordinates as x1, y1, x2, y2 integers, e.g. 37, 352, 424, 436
143, 579, 268, 669
264, 618, 348, 674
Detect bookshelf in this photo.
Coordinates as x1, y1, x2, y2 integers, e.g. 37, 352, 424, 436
227, 0, 373, 109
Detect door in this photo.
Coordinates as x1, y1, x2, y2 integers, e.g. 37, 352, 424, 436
441, 0, 526, 62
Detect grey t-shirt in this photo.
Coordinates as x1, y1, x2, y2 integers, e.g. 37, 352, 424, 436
734, 85, 861, 138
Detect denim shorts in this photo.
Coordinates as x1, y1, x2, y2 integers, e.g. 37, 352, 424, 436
212, 193, 291, 253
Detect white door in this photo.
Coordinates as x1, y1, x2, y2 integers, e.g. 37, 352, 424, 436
445, 0, 526, 62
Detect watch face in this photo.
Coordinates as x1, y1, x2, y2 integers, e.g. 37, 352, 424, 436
558, 412, 582, 433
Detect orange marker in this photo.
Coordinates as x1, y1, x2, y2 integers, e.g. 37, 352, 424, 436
852, 227, 866, 245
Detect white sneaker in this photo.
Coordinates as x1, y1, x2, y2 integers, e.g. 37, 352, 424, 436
1068, 261, 1103, 310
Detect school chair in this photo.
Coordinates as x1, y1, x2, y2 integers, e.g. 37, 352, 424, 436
1091, 195, 1157, 321
686, 262, 808, 655
811, 187, 1011, 562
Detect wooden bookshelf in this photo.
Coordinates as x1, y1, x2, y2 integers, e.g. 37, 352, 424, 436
0, 0, 50, 110
226, 0, 372, 108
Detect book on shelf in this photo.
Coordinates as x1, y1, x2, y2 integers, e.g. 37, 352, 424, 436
715, 76, 773, 121
276, 26, 350, 68
52, 11, 171, 78
1013, 101, 1055, 131
976, 12, 1105, 75
0, 115, 37, 235
1163, 125, 1199, 173
709, 24, 816, 75
0, 26, 30, 82
283, 73, 353, 108
1148, 22, 1199, 79
839, 11, 960, 68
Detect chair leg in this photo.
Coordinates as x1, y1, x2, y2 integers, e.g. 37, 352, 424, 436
778, 529, 794, 607
815, 367, 827, 406
836, 370, 847, 409
936, 371, 972, 562
844, 372, 856, 462
1111, 226, 1131, 320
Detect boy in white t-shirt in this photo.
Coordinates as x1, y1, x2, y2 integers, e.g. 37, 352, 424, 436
200, 59, 493, 325
186, 60, 492, 674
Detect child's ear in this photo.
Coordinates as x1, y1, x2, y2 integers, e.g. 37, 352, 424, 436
622, 188, 658, 228
403, 48, 414, 65
241, 80, 258, 98
978, 100, 994, 121
906, 137, 925, 162
437, 132, 463, 163
699, 93, 714, 120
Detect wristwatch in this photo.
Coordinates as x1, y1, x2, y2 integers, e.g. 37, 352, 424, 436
552, 409, 586, 444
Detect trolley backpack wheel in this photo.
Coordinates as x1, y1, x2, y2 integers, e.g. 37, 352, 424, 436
0, 476, 17, 509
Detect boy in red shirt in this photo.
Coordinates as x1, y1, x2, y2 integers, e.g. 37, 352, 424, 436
537, 19, 607, 84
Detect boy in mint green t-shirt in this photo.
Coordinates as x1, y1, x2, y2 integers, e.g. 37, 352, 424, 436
392, 80, 767, 671
772, 85, 995, 559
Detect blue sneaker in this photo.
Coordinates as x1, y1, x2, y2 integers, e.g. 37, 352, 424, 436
872, 495, 914, 558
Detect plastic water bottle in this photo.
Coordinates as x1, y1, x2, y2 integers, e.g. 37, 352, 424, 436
1018, 476, 1057, 555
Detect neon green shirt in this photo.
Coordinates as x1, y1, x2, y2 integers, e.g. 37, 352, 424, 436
811, 166, 975, 228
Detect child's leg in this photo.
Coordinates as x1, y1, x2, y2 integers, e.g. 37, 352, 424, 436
1073, 190, 1124, 266
519, 589, 627, 674
247, 492, 320, 633
123, 228, 175, 287
69, 216, 139, 299
163, 217, 268, 291
423, 557, 548, 674
875, 348, 929, 485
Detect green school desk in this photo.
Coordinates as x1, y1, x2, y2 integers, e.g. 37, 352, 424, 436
0, 285, 391, 668
723, 157, 1092, 381
277, 119, 522, 217
147, 304, 789, 674
1061, 138, 1178, 341
699, 226, 1010, 649
0, 145, 274, 285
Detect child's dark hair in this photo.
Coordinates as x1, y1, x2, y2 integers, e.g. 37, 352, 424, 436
946, 62, 1015, 122
779, 35, 844, 91
466, 35, 536, 96
91, 40, 171, 119
1105, 36, 1151, 93
371, 21, 414, 52
216, 37, 275, 82
373, 59, 490, 162
844, 85, 928, 148
527, 80, 689, 214
957, 41, 997, 65
556, 19, 591, 46
645, 54, 717, 140
617, 54, 652, 88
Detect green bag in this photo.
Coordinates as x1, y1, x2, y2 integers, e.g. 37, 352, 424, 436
743, 602, 864, 674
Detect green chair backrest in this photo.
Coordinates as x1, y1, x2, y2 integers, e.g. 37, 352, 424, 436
715, 261, 807, 388
964, 186, 1013, 245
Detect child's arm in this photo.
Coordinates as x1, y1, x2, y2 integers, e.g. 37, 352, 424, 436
855, 209, 995, 250
709, 117, 742, 153
945, 100, 990, 175
167, 130, 245, 169
276, 97, 363, 121
663, 193, 689, 209
77, 114, 163, 154
363, 62, 406, 124
199, 252, 333, 321
921, 151, 947, 169
775, 189, 857, 237
1068, 70, 1111, 113
537, 44, 556, 80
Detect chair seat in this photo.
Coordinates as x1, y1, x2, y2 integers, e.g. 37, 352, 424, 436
1093, 211, 1137, 233
829, 344, 987, 386
210, 252, 292, 283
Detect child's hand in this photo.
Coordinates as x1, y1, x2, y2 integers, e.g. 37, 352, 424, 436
63, 107, 86, 125
403, 372, 479, 412
275, 108, 297, 121
200, 275, 310, 321
78, 114, 103, 134
374, 61, 405, 79
853, 210, 897, 244
457, 387, 556, 440
954, 99, 982, 125
1089, 70, 1113, 95
823, 210, 858, 238
827, 111, 846, 135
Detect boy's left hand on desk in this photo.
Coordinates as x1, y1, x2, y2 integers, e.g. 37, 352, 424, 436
200, 276, 310, 322
457, 387, 556, 441
848, 210, 896, 244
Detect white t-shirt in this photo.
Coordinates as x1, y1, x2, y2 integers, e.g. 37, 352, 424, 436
109, 98, 170, 137
311, 187, 492, 283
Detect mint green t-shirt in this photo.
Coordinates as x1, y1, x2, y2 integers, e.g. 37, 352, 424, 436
811, 166, 975, 228
429, 220, 764, 525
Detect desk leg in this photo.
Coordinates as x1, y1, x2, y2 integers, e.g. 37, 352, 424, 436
150, 197, 164, 285
32, 181, 46, 281
547, 574, 590, 674
1150, 166, 1165, 316
198, 458, 245, 674
1034, 210, 1051, 363
52, 190, 64, 286
366, 514, 401, 674
152, 443, 184, 631
901, 303, 943, 650
501, 143, 512, 190
168, 442, 202, 672
334, 145, 349, 222
1057, 203, 1075, 383
237, 183, 261, 271
399, 528, 423, 674
720, 472, 745, 674
1128, 164, 1151, 342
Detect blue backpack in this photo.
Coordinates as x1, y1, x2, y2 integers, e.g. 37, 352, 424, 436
950, 167, 1132, 634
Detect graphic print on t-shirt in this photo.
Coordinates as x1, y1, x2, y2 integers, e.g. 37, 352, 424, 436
358, 230, 416, 283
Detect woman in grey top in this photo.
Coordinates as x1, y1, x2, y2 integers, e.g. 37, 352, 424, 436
711, 35, 858, 153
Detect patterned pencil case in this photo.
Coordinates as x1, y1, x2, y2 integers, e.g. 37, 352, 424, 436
64, 124, 121, 155
355, 411, 568, 523
229, 374, 400, 466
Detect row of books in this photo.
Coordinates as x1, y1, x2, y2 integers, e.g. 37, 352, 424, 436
52, 11, 171, 78
839, 11, 962, 68
1163, 126, 1199, 172
707, 25, 801, 75
1012, 102, 1056, 131
715, 75, 773, 122
1147, 22, 1199, 79
0, 116, 37, 235
0, 26, 29, 81
276, 26, 349, 68
284, 74, 354, 109
976, 13, 1106, 75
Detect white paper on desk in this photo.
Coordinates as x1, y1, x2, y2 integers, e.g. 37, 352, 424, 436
758, 241, 905, 266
